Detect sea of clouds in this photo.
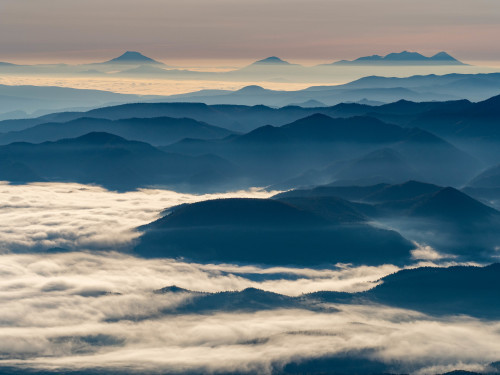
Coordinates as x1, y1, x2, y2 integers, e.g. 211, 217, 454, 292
0, 253, 498, 375
0, 182, 497, 374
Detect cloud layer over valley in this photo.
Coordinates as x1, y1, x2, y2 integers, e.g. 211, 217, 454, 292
0, 182, 497, 374
0, 251, 498, 374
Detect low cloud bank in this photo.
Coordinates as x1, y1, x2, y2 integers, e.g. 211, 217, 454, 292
0, 182, 277, 252
0, 182, 496, 374
0, 252, 497, 374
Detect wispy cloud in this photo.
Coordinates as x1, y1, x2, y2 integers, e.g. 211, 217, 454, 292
0, 253, 498, 375
0, 182, 496, 374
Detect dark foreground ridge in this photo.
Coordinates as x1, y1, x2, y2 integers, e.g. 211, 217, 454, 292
135, 197, 414, 266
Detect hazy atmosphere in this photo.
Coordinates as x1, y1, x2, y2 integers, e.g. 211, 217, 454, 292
1, 0, 499, 65
1, 0, 500, 374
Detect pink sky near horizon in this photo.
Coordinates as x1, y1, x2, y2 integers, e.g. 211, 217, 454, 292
0, 0, 499, 65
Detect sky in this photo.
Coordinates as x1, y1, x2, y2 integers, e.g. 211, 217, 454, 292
0, 0, 499, 65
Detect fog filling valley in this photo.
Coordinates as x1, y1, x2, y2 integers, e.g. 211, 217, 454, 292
0, 182, 494, 374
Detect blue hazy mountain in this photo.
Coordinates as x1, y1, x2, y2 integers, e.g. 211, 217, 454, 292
0, 110, 29, 121
376, 186, 500, 223
274, 180, 437, 201
407, 94, 500, 163
251, 56, 295, 66
269, 127, 480, 189
277, 181, 499, 222
164, 114, 479, 187
469, 164, 500, 189
0, 52, 488, 98
164, 84, 454, 106
289, 99, 327, 107
277, 181, 500, 260
101, 51, 165, 65
329, 51, 466, 66
0, 84, 162, 120
336, 149, 420, 184
0, 101, 362, 133
0, 102, 319, 133
135, 198, 414, 265
161, 73, 500, 105
274, 183, 391, 201
0, 110, 480, 190
0, 132, 239, 191
2, 73, 499, 129
358, 180, 443, 202
0, 116, 235, 146
0, 96, 452, 133
0, 98, 485, 189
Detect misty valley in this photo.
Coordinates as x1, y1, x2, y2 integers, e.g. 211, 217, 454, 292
1, 49, 500, 375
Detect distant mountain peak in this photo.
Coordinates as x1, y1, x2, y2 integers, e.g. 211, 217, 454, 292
103, 51, 164, 65
235, 85, 268, 93
430, 51, 461, 62
253, 56, 292, 65
409, 186, 499, 220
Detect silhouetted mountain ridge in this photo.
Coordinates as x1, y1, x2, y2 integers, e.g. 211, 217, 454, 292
0, 116, 234, 145
331, 51, 465, 66
0, 132, 239, 191
102, 51, 164, 65
136, 197, 414, 265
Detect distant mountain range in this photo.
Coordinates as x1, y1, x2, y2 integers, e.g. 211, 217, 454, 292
0, 116, 235, 146
122, 263, 500, 319
163, 113, 479, 186
0, 83, 499, 195
0, 84, 159, 118
329, 51, 466, 66
276, 180, 500, 224
0, 132, 239, 191
0, 98, 487, 188
0, 50, 479, 87
3, 82, 498, 133
1, 71, 500, 120
276, 180, 500, 259
155, 72, 500, 106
